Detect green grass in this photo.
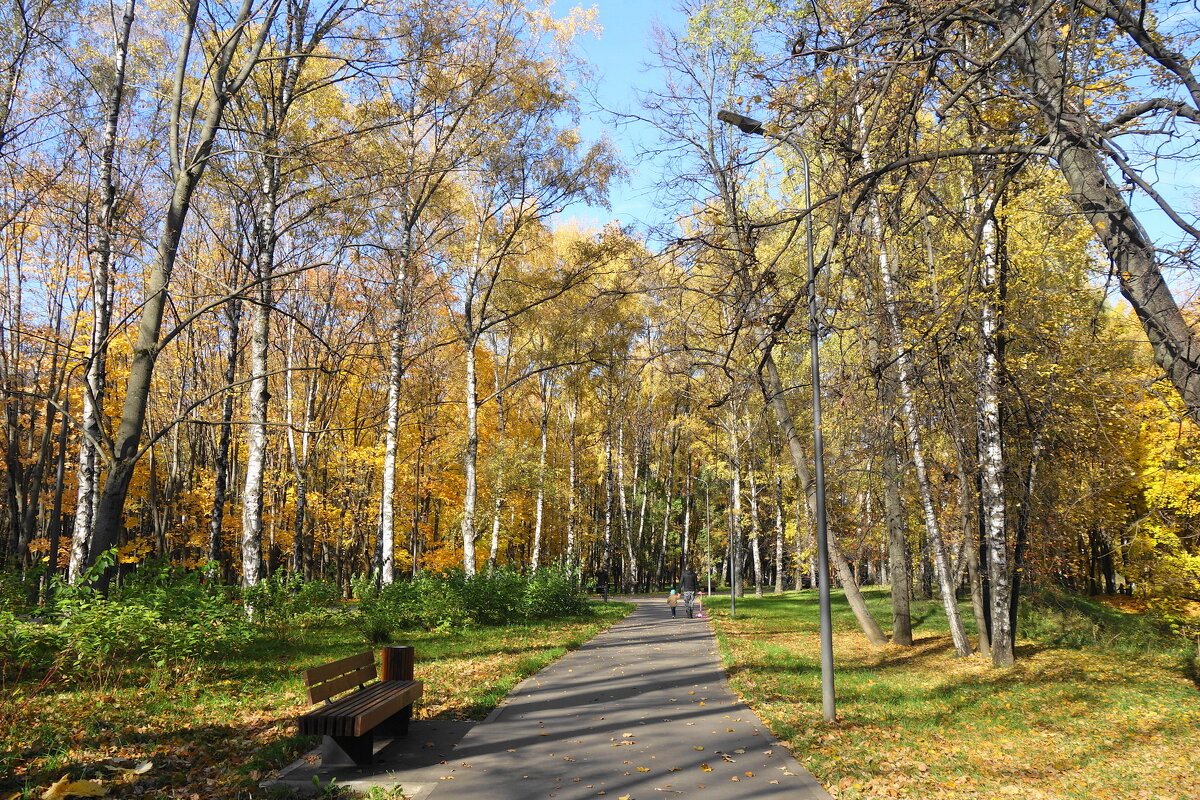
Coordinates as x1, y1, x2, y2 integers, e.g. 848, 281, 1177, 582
0, 601, 633, 799
708, 588, 1199, 800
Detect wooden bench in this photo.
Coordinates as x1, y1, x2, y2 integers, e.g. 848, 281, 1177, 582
297, 646, 423, 766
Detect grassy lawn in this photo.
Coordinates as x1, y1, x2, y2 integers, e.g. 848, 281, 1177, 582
0, 601, 633, 799
707, 588, 1199, 800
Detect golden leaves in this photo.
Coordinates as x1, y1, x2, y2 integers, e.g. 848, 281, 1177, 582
40, 777, 107, 799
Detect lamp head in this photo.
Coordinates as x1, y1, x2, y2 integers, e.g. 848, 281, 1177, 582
717, 110, 765, 135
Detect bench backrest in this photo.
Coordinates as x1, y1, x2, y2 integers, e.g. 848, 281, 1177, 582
304, 651, 376, 705
302, 646, 416, 705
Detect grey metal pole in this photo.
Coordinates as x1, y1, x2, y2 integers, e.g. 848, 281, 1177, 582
717, 110, 835, 722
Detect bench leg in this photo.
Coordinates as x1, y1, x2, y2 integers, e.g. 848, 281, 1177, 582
322, 733, 375, 767
377, 703, 412, 738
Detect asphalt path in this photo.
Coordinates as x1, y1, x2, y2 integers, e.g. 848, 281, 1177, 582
423, 596, 831, 800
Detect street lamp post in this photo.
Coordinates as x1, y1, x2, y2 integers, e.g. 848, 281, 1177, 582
716, 110, 835, 723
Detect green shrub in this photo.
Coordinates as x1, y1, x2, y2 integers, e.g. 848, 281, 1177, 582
1018, 589, 1178, 653
524, 569, 589, 618
243, 572, 340, 628
354, 579, 425, 642
4, 559, 254, 687
352, 568, 591, 637
0, 610, 66, 681
0, 572, 36, 616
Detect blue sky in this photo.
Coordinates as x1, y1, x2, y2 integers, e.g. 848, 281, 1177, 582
553, 1, 687, 232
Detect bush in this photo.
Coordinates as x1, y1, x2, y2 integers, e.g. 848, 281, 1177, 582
352, 568, 591, 637
3, 559, 255, 687
1018, 589, 1180, 653
354, 579, 425, 642
0, 610, 65, 681
0, 572, 36, 616
524, 569, 589, 618
242, 572, 341, 628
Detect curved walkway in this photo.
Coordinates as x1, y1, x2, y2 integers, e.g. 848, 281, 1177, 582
272, 597, 832, 799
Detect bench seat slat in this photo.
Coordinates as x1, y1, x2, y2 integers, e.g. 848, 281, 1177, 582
298, 680, 423, 737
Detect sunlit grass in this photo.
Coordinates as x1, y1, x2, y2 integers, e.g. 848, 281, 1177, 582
708, 589, 1199, 800
0, 602, 633, 799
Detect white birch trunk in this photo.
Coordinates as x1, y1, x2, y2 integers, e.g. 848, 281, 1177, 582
531, 375, 551, 572
747, 454, 764, 597
872, 214, 972, 657
774, 473, 785, 595
69, 0, 136, 581
376, 322, 404, 584
856, 105, 971, 655
461, 338, 479, 575
566, 398, 578, 571
240, 263, 270, 589
978, 216, 1012, 666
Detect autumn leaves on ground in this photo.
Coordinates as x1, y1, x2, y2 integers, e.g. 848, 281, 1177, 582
1, 581, 634, 800
712, 589, 1200, 800
4, 583, 1197, 800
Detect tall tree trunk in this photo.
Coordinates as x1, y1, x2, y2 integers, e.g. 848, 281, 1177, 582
602, 423, 614, 575
70, 0, 136, 581
774, 473, 785, 595
882, 439, 913, 645
532, 374, 551, 571
461, 337, 479, 575
977, 215, 1012, 666
1000, 4, 1200, 427
377, 312, 405, 584
756, 335, 890, 646
209, 297, 240, 577
240, 244, 272, 589
867, 189, 972, 656
746, 445, 764, 597
88, 0, 281, 590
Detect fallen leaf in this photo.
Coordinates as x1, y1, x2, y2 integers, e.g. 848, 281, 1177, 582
700, 764, 713, 772
693, 746, 704, 751
636, 766, 650, 772
41, 778, 107, 799
744, 771, 755, 777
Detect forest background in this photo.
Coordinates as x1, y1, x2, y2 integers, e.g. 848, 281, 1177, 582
2, 0, 1199, 673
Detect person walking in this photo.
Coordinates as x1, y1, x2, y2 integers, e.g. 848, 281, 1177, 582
667, 589, 680, 617
680, 566, 699, 618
